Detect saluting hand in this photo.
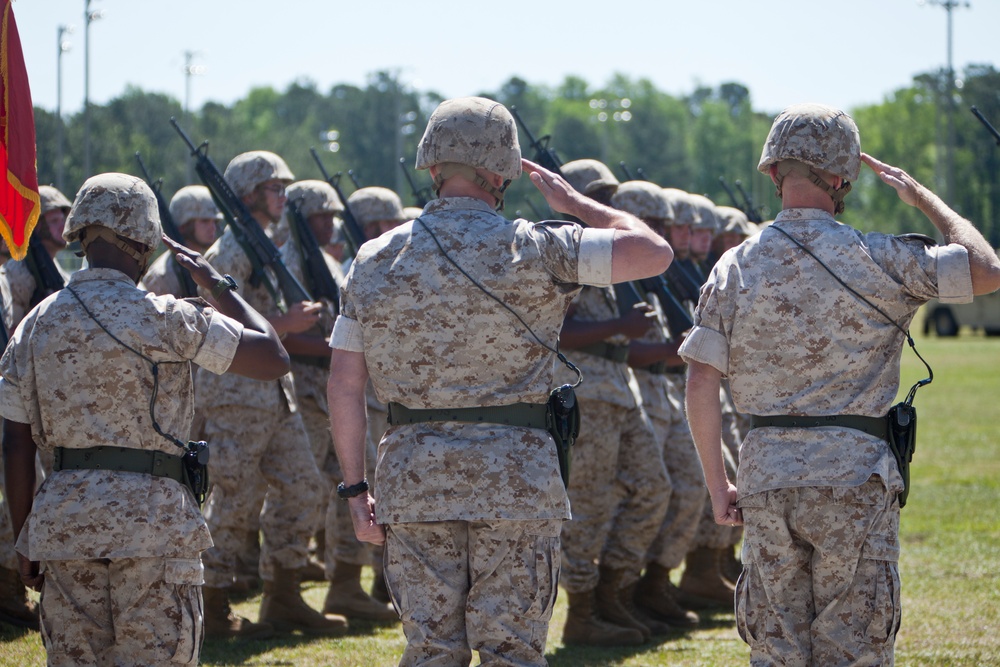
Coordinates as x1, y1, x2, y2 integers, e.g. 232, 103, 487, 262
162, 234, 224, 290
861, 153, 927, 209
523, 159, 579, 215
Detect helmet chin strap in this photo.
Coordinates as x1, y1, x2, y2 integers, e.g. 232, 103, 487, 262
774, 161, 852, 215
432, 163, 510, 211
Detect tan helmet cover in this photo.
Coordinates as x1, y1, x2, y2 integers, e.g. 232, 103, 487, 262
611, 181, 673, 221
169, 185, 221, 227
662, 188, 698, 227
63, 173, 162, 251
402, 206, 423, 221
347, 187, 405, 228
562, 159, 619, 196
286, 180, 344, 218
415, 97, 522, 182
38, 185, 73, 215
224, 151, 294, 199
715, 206, 751, 236
687, 194, 719, 232
757, 103, 861, 182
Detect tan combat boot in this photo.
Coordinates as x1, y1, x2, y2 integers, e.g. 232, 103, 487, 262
677, 547, 736, 609
202, 586, 273, 640
562, 589, 644, 647
323, 561, 398, 622
634, 563, 700, 628
259, 566, 349, 636
299, 557, 327, 583
594, 566, 651, 641
620, 580, 674, 636
0, 565, 39, 630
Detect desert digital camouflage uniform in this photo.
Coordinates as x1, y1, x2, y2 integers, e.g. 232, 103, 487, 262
197, 228, 324, 587
331, 195, 615, 666
0, 266, 243, 665
139, 249, 186, 298
556, 286, 669, 595
680, 206, 974, 665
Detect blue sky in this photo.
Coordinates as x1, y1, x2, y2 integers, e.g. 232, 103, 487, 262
14, 0, 999, 117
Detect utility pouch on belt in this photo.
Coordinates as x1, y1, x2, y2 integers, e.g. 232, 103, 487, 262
182, 441, 211, 507
547, 384, 580, 488
886, 403, 917, 508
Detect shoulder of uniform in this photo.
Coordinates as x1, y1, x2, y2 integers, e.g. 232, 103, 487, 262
531, 219, 579, 231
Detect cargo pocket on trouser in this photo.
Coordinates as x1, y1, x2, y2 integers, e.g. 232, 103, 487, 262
163, 557, 205, 666
851, 530, 901, 650
735, 560, 766, 647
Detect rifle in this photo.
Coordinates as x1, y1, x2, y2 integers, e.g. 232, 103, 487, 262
971, 106, 1000, 146
309, 148, 368, 255
510, 106, 565, 176
347, 169, 362, 190
285, 197, 340, 312
170, 118, 312, 310
735, 180, 764, 224
618, 161, 648, 182
135, 152, 199, 297
399, 157, 432, 207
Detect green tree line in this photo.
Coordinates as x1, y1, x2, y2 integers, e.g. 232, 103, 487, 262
32, 66, 1000, 245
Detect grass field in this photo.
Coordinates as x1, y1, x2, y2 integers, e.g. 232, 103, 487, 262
1, 328, 998, 666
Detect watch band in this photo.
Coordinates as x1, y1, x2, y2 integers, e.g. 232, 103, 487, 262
211, 274, 238, 300
337, 479, 370, 500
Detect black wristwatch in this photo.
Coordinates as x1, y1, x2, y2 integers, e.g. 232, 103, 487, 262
211, 274, 238, 299
337, 479, 370, 500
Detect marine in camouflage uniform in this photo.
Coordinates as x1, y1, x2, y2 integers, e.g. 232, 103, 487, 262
0, 184, 73, 630
195, 152, 347, 638
328, 98, 673, 667
279, 179, 395, 621
139, 184, 221, 297
682, 103, 1000, 665
0, 173, 289, 665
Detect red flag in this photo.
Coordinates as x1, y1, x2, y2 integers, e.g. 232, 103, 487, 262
0, 0, 39, 261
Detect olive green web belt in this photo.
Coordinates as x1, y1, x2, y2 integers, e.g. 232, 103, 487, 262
53, 446, 187, 486
386, 402, 550, 430
749, 414, 888, 441
576, 342, 630, 363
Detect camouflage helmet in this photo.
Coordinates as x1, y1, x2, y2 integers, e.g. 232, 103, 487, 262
714, 206, 751, 236
758, 103, 861, 181
347, 187, 405, 228
662, 188, 698, 227
611, 181, 673, 221
286, 180, 344, 218
38, 185, 72, 215
561, 159, 619, 197
224, 151, 294, 199
63, 173, 162, 252
169, 185, 221, 227
758, 103, 860, 214
416, 97, 522, 183
402, 206, 424, 221
687, 194, 719, 232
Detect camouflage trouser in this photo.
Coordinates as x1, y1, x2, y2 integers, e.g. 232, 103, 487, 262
39, 556, 203, 666
298, 394, 382, 573
737, 477, 901, 666
645, 404, 708, 570
201, 405, 323, 587
561, 399, 669, 592
385, 519, 561, 667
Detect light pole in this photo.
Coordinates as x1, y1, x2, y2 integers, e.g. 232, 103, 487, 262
924, 0, 970, 207
83, 0, 104, 178
182, 50, 205, 183
56, 25, 73, 192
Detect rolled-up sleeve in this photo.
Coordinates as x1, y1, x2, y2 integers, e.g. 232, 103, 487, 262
0, 377, 29, 424
934, 243, 974, 304
577, 227, 615, 287
330, 315, 365, 352
192, 311, 244, 375
679, 326, 729, 375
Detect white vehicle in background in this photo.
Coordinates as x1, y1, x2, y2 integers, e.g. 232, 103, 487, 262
923, 289, 1000, 337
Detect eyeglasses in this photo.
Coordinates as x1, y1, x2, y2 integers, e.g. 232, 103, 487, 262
259, 184, 286, 196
